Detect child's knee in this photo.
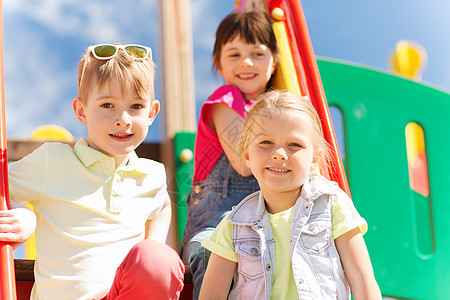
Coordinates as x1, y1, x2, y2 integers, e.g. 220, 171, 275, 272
113, 240, 184, 299
129, 239, 184, 278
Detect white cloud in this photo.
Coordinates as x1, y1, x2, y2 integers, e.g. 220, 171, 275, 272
4, 0, 157, 42
3, 30, 76, 138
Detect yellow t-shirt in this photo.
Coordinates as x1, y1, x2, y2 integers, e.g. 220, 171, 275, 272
269, 207, 298, 299
9, 138, 169, 300
202, 192, 367, 300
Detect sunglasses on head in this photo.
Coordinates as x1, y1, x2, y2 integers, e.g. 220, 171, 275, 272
88, 44, 152, 60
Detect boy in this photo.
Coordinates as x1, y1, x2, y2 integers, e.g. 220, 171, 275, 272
0, 43, 184, 299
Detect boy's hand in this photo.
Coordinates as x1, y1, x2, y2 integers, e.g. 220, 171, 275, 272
0, 202, 36, 249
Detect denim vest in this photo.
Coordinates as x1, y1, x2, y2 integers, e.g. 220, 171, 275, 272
180, 153, 260, 251
227, 174, 350, 300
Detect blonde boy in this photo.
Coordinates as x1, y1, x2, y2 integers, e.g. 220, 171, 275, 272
0, 44, 184, 300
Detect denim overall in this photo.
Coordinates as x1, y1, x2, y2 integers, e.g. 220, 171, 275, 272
180, 153, 259, 299
228, 174, 350, 299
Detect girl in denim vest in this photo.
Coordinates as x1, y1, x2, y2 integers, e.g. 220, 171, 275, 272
200, 90, 381, 299
179, 11, 279, 299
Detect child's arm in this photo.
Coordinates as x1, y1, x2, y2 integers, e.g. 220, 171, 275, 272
199, 253, 236, 300
335, 228, 382, 300
0, 201, 36, 249
145, 195, 171, 243
211, 103, 252, 177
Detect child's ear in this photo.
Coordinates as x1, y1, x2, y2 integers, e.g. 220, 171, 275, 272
72, 97, 87, 124
311, 149, 323, 173
213, 56, 223, 76
148, 100, 160, 126
244, 150, 250, 168
271, 60, 276, 75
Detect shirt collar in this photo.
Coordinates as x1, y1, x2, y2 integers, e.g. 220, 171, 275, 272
74, 138, 146, 173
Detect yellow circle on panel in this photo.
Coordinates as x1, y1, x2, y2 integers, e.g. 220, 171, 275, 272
30, 124, 74, 142
390, 40, 427, 80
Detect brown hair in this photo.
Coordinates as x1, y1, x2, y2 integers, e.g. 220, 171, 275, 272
239, 90, 331, 172
77, 45, 155, 103
212, 10, 279, 71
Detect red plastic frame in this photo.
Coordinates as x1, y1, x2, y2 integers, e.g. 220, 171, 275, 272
0, 1, 17, 299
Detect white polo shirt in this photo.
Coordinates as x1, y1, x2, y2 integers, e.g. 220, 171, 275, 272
9, 138, 168, 300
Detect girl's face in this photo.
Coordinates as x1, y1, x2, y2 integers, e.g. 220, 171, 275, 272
217, 36, 275, 100
244, 109, 316, 211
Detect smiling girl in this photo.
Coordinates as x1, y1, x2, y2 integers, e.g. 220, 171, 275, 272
199, 90, 381, 300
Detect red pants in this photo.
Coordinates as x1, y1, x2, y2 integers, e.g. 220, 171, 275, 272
96, 239, 184, 300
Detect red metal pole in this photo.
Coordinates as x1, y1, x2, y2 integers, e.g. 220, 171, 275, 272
284, 0, 351, 196
0, 0, 17, 298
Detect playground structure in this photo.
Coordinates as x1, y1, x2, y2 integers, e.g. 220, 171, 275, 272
1, 0, 450, 299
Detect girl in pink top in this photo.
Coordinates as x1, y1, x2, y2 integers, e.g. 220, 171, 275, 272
179, 10, 279, 299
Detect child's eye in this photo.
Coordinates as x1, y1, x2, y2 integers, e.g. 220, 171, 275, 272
100, 103, 114, 108
228, 53, 240, 58
260, 140, 272, 145
131, 104, 143, 110
289, 142, 302, 148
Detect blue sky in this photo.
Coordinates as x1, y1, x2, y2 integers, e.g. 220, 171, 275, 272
3, 0, 449, 142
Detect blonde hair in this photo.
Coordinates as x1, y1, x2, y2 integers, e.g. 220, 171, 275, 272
238, 89, 331, 171
77, 46, 155, 103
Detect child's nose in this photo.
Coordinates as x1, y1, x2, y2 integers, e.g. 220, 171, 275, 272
116, 111, 131, 127
241, 56, 254, 67
272, 147, 288, 160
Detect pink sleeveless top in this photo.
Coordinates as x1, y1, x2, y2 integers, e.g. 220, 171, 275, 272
193, 85, 254, 183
